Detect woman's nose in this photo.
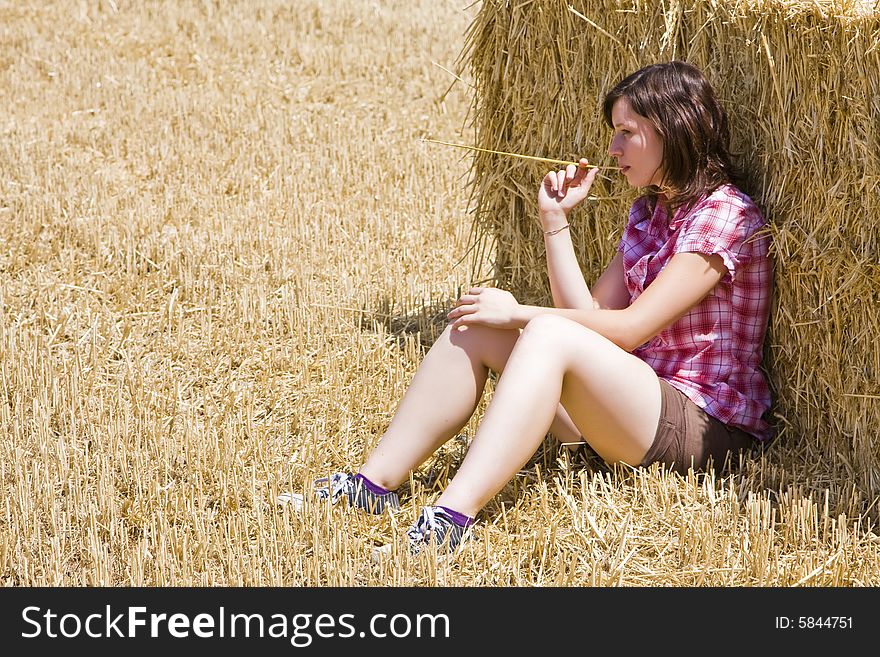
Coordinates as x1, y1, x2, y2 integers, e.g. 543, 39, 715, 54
608, 136, 621, 157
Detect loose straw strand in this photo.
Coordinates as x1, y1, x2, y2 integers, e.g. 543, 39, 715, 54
421, 138, 619, 170
430, 61, 475, 88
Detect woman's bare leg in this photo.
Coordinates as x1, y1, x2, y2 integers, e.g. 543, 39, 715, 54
358, 324, 518, 489
435, 314, 662, 517
359, 323, 582, 490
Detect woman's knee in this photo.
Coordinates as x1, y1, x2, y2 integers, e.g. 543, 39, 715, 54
515, 314, 618, 374
518, 313, 589, 347
444, 323, 519, 370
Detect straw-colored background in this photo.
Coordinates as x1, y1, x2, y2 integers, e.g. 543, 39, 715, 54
1, 0, 878, 585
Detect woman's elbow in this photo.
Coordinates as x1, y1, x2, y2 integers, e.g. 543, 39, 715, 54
613, 317, 653, 353
615, 334, 640, 353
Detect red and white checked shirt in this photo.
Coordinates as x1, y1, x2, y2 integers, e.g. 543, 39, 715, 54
618, 185, 773, 441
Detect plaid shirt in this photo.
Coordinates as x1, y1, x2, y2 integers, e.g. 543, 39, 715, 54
618, 185, 773, 440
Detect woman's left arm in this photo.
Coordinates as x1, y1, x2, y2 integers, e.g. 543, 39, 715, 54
605, 251, 727, 349
448, 251, 726, 352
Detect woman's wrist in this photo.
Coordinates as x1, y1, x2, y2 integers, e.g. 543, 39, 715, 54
513, 304, 539, 327
539, 209, 568, 231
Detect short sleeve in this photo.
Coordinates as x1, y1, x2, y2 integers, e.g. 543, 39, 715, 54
674, 190, 765, 284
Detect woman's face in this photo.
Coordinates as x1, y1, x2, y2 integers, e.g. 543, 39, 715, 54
607, 97, 665, 188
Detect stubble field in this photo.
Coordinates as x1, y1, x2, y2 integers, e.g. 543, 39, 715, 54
1, 0, 879, 586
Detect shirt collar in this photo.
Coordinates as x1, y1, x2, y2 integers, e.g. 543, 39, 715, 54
654, 197, 704, 233
631, 195, 697, 233
629, 196, 654, 231
668, 204, 689, 232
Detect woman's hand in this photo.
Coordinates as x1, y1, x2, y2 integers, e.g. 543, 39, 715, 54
537, 158, 599, 220
447, 287, 523, 331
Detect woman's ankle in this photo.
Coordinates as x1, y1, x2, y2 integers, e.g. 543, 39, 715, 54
353, 472, 394, 495
355, 469, 400, 493
435, 505, 475, 527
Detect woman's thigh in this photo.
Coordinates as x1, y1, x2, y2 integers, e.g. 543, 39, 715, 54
446, 324, 580, 440
445, 324, 520, 374
517, 315, 662, 466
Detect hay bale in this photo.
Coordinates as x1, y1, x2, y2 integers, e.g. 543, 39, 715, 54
459, 0, 880, 493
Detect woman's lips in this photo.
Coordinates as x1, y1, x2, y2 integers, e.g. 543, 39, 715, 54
620, 165, 631, 173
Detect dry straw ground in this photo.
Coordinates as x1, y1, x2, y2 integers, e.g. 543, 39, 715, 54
1, 0, 878, 586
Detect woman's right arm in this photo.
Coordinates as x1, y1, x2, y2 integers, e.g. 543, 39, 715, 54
541, 206, 594, 309
543, 225, 629, 310
539, 161, 629, 311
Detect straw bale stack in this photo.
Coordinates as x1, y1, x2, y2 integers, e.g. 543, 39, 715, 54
459, 1, 880, 493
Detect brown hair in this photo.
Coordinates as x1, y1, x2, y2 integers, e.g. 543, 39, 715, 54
602, 61, 744, 211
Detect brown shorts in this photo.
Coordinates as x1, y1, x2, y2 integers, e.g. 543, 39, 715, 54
639, 378, 755, 475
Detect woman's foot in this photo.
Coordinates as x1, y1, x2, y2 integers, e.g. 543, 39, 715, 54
276, 472, 400, 514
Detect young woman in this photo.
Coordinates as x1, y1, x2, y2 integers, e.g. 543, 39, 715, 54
279, 61, 773, 555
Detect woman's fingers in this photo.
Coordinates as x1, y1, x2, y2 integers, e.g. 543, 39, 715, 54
450, 289, 482, 320
551, 164, 585, 199
448, 304, 478, 323
543, 168, 577, 197
583, 166, 599, 187
454, 288, 485, 305
569, 162, 599, 191
542, 162, 596, 202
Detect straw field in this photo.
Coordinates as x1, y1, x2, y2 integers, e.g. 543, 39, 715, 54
1, 0, 878, 587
